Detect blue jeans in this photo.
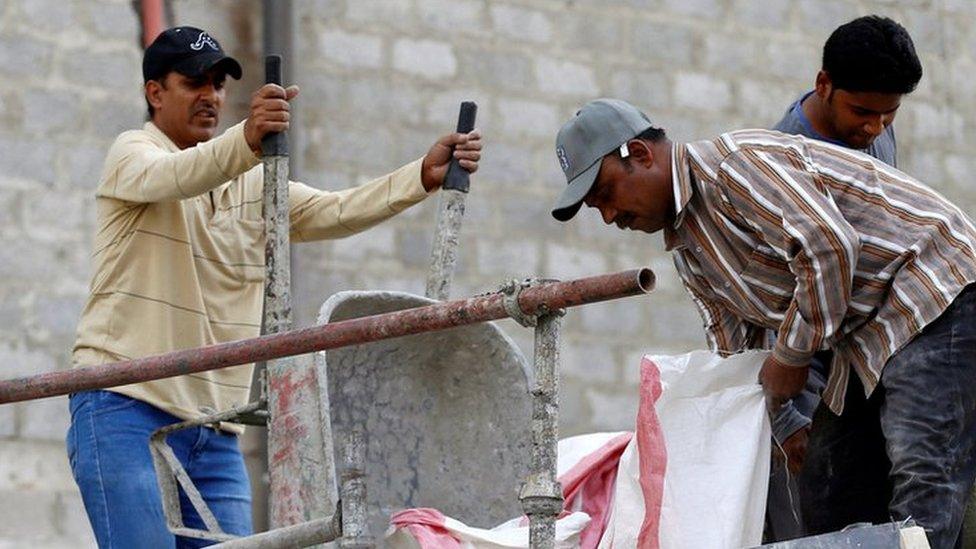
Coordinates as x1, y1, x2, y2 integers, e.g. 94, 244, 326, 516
800, 285, 976, 549
66, 390, 252, 548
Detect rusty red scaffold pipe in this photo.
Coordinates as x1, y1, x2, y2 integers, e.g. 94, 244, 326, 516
0, 269, 655, 404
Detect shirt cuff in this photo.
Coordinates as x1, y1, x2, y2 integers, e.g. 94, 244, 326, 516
771, 400, 813, 444
213, 120, 260, 176
392, 157, 432, 206
772, 340, 814, 368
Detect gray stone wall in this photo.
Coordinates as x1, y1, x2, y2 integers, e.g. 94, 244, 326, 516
0, 0, 973, 544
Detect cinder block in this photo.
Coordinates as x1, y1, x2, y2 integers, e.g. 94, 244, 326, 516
396, 227, 431, 268
661, 0, 725, 19
2, 343, 58, 378
392, 39, 457, 79
323, 124, 397, 169
475, 239, 541, 276
0, 440, 76, 492
23, 89, 82, 136
0, 405, 15, 438
545, 243, 610, 280
32, 293, 85, 343
319, 29, 384, 69
674, 72, 732, 112
562, 340, 619, 384
553, 10, 624, 55
88, 97, 145, 140
347, 0, 414, 29
490, 4, 553, 44
496, 99, 558, 139
61, 50, 139, 90
416, 0, 486, 34
54, 490, 95, 544
731, 0, 792, 29
86, 0, 139, 40
608, 69, 671, 112
763, 39, 817, 82
64, 144, 108, 189
0, 135, 57, 183
0, 489, 58, 541
630, 21, 696, 67
18, 398, 70, 442
534, 58, 599, 97
455, 49, 534, 92
585, 387, 640, 431
795, 0, 860, 37
579, 300, 646, 337
476, 141, 536, 186
345, 78, 426, 126
331, 224, 396, 262
20, 0, 78, 33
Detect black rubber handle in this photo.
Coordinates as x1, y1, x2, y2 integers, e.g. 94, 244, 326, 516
442, 101, 477, 192
262, 54, 288, 156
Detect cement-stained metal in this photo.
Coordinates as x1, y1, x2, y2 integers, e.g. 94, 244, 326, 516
425, 189, 467, 301
0, 270, 655, 403
315, 290, 534, 538
520, 312, 565, 549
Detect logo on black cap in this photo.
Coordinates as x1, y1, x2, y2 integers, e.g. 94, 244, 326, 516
189, 32, 219, 52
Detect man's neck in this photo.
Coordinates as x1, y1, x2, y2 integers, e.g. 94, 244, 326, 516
800, 93, 837, 141
151, 117, 193, 150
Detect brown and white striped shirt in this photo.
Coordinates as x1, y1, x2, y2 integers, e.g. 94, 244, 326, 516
666, 129, 976, 413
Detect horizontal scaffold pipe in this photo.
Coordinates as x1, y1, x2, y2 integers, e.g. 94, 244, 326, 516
0, 268, 654, 404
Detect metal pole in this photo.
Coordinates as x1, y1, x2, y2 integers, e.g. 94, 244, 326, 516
520, 312, 564, 549
211, 515, 341, 549
259, 54, 311, 529
339, 431, 372, 548
425, 102, 477, 301
0, 269, 655, 403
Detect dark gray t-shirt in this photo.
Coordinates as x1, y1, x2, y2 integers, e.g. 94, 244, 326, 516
772, 91, 898, 167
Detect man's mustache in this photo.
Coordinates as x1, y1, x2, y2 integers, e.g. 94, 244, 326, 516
194, 104, 218, 117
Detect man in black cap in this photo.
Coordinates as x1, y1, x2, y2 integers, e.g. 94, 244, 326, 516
551, 98, 976, 548
67, 26, 481, 547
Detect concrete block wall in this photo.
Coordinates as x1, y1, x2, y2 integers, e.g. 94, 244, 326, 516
0, 0, 973, 544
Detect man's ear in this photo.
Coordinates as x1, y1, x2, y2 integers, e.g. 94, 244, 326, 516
814, 70, 832, 99
627, 139, 654, 168
145, 80, 164, 113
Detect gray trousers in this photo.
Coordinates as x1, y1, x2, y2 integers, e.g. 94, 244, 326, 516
799, 285, 976, 549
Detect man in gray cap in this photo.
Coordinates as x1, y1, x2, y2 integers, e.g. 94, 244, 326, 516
552, 98, 976, 548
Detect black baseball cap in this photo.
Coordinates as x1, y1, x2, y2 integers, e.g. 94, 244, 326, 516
143, 26, 243, 82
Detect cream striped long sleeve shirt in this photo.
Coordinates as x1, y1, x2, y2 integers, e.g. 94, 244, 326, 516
666, 129, 976, 413
73, 121, 430, 431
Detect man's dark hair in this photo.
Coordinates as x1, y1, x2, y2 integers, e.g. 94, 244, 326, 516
822, 15, 922, 94
637, 126, 667, 143
618, 125, 667, 173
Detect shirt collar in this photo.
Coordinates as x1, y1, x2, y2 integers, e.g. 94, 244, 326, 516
664, 142, 693, 251
144, 121, 181, 153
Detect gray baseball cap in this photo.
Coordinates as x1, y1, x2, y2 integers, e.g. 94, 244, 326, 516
551, 98, 653, 221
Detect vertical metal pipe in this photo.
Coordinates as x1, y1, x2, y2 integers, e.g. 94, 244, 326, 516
339, 431, 373, 548
424, 102, 477, 301
140, 0, 165, 47
520, 311, 564, 548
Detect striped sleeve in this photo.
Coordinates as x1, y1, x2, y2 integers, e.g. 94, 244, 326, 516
98, 121, 259, 203
287, 158, 428, 242
716, 148, 859, 367
679, 269, 770, 355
